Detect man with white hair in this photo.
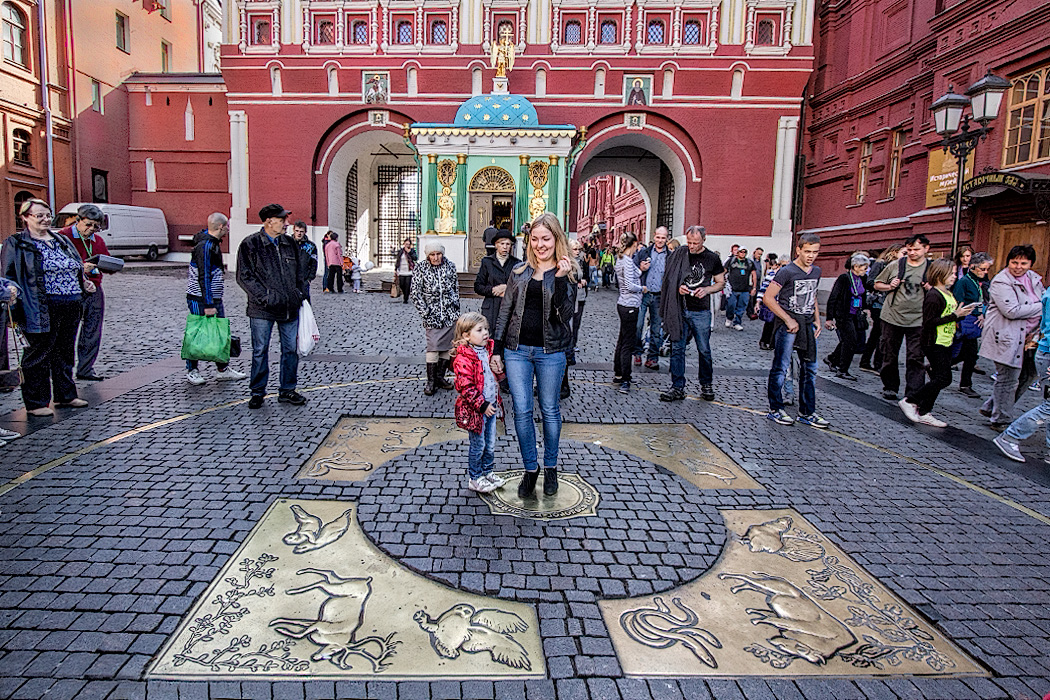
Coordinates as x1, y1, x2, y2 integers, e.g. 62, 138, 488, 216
659, 225, 725, 402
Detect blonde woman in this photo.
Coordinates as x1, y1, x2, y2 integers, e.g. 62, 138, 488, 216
492, 212, 577, 498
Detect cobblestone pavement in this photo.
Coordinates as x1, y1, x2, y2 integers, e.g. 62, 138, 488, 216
1, 273, 1050, 699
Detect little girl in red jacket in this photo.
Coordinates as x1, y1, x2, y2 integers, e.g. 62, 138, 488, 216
451, 312, 506, 494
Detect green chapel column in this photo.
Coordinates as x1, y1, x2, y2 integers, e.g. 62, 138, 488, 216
426, 153, 437, 235
518, 155, 530, 232
548, 155, 560, 219
455, 154, 467, 235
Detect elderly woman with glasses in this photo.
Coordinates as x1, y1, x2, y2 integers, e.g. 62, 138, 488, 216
0, 198, 95, 416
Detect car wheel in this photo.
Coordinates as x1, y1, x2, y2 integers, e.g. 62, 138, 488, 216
146, 244, 159, 261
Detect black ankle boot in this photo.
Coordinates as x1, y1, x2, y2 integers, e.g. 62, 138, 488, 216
543, 468, 558, 496
518, 470, 539, 498
435, 358, 454, 390
560, 371, 570, 399
424, 363, 437, 396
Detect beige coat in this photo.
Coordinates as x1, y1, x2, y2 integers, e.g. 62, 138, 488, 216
978, 268, 1044, 368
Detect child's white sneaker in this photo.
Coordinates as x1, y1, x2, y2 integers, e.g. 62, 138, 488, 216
483, 472, 506, 488
468, 478, 497, 494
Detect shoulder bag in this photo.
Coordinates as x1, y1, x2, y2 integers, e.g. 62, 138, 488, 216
0, 304, 24, 389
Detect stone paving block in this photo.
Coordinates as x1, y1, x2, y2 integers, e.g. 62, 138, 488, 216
555, 679, 589, 700
272, 681, 306, 700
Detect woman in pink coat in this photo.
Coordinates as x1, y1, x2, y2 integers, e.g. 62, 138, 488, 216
322, 232, 344, 293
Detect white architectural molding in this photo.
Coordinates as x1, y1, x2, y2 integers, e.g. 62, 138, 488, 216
770, 114, 798, 235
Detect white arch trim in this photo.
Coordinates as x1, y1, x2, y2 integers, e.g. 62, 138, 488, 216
316, 119, 407, 175
582, 123, 702, 182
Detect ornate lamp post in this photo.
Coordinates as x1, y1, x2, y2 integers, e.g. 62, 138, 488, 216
931, 71, 1011, 258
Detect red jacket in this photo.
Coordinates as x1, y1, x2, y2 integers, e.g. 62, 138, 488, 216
452, 340, 504, 433
59, 225, 109, 288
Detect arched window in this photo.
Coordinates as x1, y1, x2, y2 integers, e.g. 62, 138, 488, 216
563, 20, 581, 44
535, 67, 546, 97
270, 65, 282, 96
316, 20, 335, 44
327, 65, 338, 95
352, 21, 368, 44
396, 20, 413, 44
2, 2, 29, 66
600, 20, 617, 44
13, 190, 33, 231
471, 67, 482, 95
756, 19, 776, 45
430, 19, 447, 44
647, 20, 665, 44
12, 128, 30, 165
251, 17, 271, 45
683, 20, 702, 45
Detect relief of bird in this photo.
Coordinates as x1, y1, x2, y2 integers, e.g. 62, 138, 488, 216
413, 604, 531, 670
282, 505, 353, 553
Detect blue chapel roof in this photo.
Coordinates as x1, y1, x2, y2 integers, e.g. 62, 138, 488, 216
453, 94, 539, 128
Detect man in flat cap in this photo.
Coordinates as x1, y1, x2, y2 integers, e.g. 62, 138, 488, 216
236, 204, 307, 409
58, 204, 109, 381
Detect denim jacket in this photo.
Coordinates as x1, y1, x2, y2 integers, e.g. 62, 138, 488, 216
495, 264, 576, 355
1, 230, 86, 333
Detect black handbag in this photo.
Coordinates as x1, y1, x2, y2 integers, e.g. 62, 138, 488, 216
0, 304, 23, 389
229, 335, 242, 358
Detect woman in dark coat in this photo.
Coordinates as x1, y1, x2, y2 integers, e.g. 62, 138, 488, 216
473, 229, 519, 335
824, 254, 870, 380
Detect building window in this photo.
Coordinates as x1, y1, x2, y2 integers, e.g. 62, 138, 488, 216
600, 20, 617, 44
396, 20, 413, 44
756, 19, 776, 45
12, 128, 30, 165
159, 1, 171, 21
563, 20, 582, 44
251, 17, 271, 45
92, 169, 109, 203
145, 158, 157, 192
683, 20, 702, 45
856, 141, 872, 203
13, 190, 33, 231
90, 79, 103, 113
2, 2, 28, 66
886, 130, 906, 198
352, 21, 368, 44
1004, 68, 1050, 167
161, 41, 172, 72
316, 19, 335, 44
116, 12, 129, 52
430, 19, 447, 44
647, 20, 665, 44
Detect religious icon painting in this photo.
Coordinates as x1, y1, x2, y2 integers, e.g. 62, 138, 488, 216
363, 72, 390, 104
623, 75, 652, 106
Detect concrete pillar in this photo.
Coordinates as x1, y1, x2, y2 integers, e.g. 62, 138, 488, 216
770, 115, 799, 247
455, 154, 467, 234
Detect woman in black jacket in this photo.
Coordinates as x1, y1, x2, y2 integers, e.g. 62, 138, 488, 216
492, 212, 577, 499
824, 254, 870, 380
473, 229, 519, 337
1, 198, 93, 416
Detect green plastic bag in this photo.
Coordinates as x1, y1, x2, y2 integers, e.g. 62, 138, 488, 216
181, 314, 231, 364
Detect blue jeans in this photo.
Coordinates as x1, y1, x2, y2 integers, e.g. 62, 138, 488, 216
468, 413, 498, 479
727, 291, 750, 325
505, 344, 566, 472
1004, 351, 1050, 448
249, 316, 299, 395
768, 325, 817, 415
670, 309, 713, 388
186, 299, 228, 372
634, 291, 662, 360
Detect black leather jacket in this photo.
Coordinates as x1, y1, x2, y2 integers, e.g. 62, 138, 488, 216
0, 230, 86, 333
474, 253, 520, 334
495, 264, 576, 355
236, 229, 305, 321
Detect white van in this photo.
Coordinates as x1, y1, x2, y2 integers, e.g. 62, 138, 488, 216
55, 203, 170, 261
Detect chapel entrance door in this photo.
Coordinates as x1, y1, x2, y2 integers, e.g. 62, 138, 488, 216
467, 166, 517, 272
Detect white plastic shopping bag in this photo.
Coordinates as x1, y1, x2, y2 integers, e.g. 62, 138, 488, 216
297, 300, 320, 356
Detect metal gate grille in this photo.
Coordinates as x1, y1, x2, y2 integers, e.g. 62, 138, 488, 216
376, 165, 420, 267
344, 160, 359, 256
656, 162, 674, 231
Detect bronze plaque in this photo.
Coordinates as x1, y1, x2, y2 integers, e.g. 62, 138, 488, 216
299, 418, 500, 482
559, 423, 762, 490
150, 500, 544, 680
480, 470, 599, 521
601, 509, 985, 678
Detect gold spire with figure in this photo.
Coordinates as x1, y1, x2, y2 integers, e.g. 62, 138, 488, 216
490, 24, 515, 78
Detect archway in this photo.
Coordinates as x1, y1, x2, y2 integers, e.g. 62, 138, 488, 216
575, 171, 654, 248
467, 166, 516, 270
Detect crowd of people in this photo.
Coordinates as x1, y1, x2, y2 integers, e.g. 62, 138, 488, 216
2, 203, 1048, 473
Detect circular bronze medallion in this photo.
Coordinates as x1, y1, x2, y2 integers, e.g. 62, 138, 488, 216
481, 470, 599, 521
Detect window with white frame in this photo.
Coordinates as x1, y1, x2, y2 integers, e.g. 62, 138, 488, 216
396, 20, 413, 44
755, 19, 776, 45
886, 130, 906, 198
856, 141, 872, 204
2, 1, 28, 66
91, 79, 103, 113
600, 20, 617, 44
683, 19, 702, 45
647, 20, 665, 44
116, 12, 129, 52
250, 16, 271, 45
316, 18, 335, 44
564, 20, 582, 44
430, 19, 447, 44
1003, 67, 1050, 167
351, 20, 368, 44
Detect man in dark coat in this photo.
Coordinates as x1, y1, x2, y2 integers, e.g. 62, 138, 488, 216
236, 203, 307, 409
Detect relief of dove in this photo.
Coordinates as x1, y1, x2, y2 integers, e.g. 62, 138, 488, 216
413, 604, 531, 670
282, 505, 353, 554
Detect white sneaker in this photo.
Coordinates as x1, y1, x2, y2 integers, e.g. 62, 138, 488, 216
216, 367, 247, 381
898, 398, 920, 423
725, 319, 733, 328
916, 413, 947, 428
186, 369, 206, 385
733, 324, 744, 331
468, 477, 497, 494
483, 472, 507, 488
0, 427, 20, 441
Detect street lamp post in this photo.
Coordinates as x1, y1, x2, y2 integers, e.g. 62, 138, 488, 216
931, 71, 1011, 259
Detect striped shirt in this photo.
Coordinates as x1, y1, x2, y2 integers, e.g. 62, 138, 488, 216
615, 255, 643, 308
187, 238, 225, 303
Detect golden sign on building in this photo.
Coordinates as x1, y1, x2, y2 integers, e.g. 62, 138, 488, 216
925, 148, 975, 208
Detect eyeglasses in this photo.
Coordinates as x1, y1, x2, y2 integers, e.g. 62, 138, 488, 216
82, 222, 102, 231
27, 212, 52, 221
